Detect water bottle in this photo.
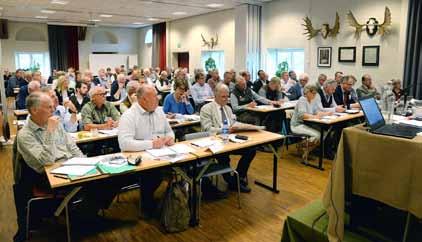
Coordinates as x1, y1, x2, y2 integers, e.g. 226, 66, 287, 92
221, 119, 229, 144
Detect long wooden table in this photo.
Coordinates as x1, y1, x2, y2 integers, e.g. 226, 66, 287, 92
303, 111, 364, 170
245, 101, 297, 113
45, 130, 284, 226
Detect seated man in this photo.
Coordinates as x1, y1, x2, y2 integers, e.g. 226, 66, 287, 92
316, 73, 327, 89
70, 81, 90, 113
81, 86, 120, 131
110, 74, 128, 102
201, 83, 256, 192
252, 70, 269, 93
239, 70, 253, 89
287, 73, 309, 101
6, 69, 24, 97
93, 68, 110, 88
289, 70, 298, 82
191, 72, 214, 110
230, 76, 275, 125
317, 79, 345, 112
119, 81, 140, 114
356, 74, 381, 99
222, 71, 236, 93
118, 85, 174, 218
163, 79, 194, 115
16, 81, 41, 110
334, 75, 360, 109
280, 71, 296, 92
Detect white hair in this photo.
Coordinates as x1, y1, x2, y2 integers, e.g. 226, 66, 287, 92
299, 73, 309, 81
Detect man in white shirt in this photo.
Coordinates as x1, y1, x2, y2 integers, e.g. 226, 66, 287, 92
118, 84, 174, 218
191, 72, 214, 110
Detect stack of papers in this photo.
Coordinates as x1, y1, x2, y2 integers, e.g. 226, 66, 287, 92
51, 165, 96, 176
99, 128, 119, 136
146, 144, 196, 157
62, 157, 101, 166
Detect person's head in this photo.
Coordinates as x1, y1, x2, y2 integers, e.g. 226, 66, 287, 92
281, 71, 289, 81
117, 73, 126, 83
24, 71, 32, 82
173, 79, 189, 101
318, 74, 327, 86
115, 66, 121, 74
195, 72, 206, 85
83, 74, 92, 85
160, 71, 168, 80
303, 84, 319, 101
131, 70, 139, 79
41, 86, 59, 108
28, 81, 41, 93
89, 86, 107, 108
98, 68, 106, 78
126, 81, 140, 102
16, 69, 24, 78
67, 67, 75, 73
214, 83, 230, 106
32, 71, 42, 82
106, 67, 112, 73
84, 70, 93, 80
239, 70, 251, 82
361, 74, 372, 88
299, 73, 309, 87
155, 67, 161, 74
223, 71, 232, 84
258, 70, 266, 80
75, 82, 88, 96
235, 76, 247, 91
341, 75, 356, 92
335, 71, 343, 82
211, 69, 220, 80
137, 84, 159, 112
268, 77, 281, 91
322, 79, 337, 95
143, 68, 151, 77
392, 79, 401, 89
76, 72, 82, 81
289, 70, 297, 80
56, 75, 69, 91
26, 92, 55, 126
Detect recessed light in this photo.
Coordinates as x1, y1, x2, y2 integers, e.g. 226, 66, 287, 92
51, 0, 68, 5
173, 11, 187, 15
99, 14, 112, 18
133, 22, 144, 25
90, 19, 101, 22
147, 17, 159, 21
207, 3, 224, 8
0, 7, 3, 10
41, 10, 56, 14
35, 16, 48, 19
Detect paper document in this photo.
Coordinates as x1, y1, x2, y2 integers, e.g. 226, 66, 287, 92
334, 112, 348, 116
231, 122, 265, 131
191, 138, 216, 147
255, 105, 274, 110
208, 142, 224, 154
169, 144, 196, 154
147, 147, 177, 157
51, 165, 96, 176
62, 157, 101, 166
99, 128, 118, 136
398, 119, 422, 127
183, 114, 200, 121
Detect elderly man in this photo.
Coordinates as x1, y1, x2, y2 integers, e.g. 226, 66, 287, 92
230, 76, 275, 125
253, 70, 269, 93
201, 84, 256, 192
316, 73, 327, 89
155, 71, 171, 93
143, 68, 154, 84
334, 71, 343, 85
239, 70, 253, 89
222, 71, 236, 93
287, 73, 309, 101
16, 81, 41, 110
281, 71, 296, 91
317, 79, 345, 112
94, 68, 110, 88
191, 72, 214, 109
357, 74, 381, 99
334, 75, 360, 109
111, 73, 128, 102
207, 69, 221, 84
81, 86, 120, 131
118, 84, 174, 218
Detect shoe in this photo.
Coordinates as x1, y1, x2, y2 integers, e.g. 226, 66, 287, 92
202, 183, 228, 200
228, 180, 251, 193
0, 136, 5, 143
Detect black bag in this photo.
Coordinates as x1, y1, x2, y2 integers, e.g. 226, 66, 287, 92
160, 180, 190, 233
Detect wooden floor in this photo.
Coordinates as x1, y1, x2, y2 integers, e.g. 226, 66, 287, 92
0, 107, 332, 242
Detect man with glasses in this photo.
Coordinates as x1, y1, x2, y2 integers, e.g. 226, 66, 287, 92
191, 72, 214, 111
81, 86, 120, 131
333, 75, 360, 109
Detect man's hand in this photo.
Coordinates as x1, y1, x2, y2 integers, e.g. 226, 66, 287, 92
47, 116, 60, 133
164, 136, 174, 146
152, 137, 166, 149
103, 119, 114, 130
112, 120, 119, 128
63, 100, 77, 113
335, 106, 345, 113
247, 101, 257, 108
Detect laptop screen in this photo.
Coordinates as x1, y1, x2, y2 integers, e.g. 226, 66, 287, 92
359, 97, 385, 129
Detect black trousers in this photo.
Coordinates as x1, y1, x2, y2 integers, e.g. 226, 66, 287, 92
139, 169, 166, 213
215, 148, 256, 179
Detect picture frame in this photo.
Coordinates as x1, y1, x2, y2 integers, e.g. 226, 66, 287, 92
317, 47, 332, 67
338, 47, 356, 63
362, 45, 380, 66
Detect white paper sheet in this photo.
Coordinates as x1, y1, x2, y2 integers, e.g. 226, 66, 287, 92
51, 165, 96, 176
62, 157, 101, 166
98, 128, 119, 136
169, 144, 196, 154
146, 147, 176, 157
190, 138, 216, 147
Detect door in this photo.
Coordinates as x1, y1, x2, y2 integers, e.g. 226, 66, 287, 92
177, 52, 189, 72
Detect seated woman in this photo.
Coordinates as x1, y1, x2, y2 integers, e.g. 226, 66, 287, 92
55, 75, 75, 105
119, 81, 140, 113
290, 84, 332, 158
163, 79, 194, 115
392, 79, 404, 101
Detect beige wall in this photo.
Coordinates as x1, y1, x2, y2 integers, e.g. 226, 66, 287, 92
138, 26, 153, 68
262, 0, 407, 88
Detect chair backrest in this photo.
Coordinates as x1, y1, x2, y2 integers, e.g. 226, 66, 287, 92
185, 131, 210, 141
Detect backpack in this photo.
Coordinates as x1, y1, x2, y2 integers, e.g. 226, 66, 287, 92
160, 180, 190, 233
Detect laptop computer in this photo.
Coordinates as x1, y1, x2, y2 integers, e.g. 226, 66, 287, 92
359, 97, 422, 139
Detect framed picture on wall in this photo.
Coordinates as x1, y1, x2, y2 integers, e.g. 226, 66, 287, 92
362, 45, 380, 66
317, 47, 332, 67
338, 47, 356, 62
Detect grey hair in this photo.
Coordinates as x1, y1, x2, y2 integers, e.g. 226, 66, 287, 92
126, 80, 140, 94
26, 92, 44, 112
136, 84, 155, 99
299, 73, 309, 81
28, 81, 41, 93
303, 84, 319, 94
89, 85, 105, 97
235, 76, 245, 84
341, 75, 357, 84
40, 86, 52, 93
215, 83, 229, 96
323, 79, 337, 88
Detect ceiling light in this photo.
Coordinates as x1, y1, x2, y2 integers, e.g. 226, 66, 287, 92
0, 7, 3, 10
51, 0, 68, 5
90, 19, 101, 22
35, 16, 48, 19
133, 22, 144, 25
41, 9, 56, 14
147, 17, 159, 21
99, 14, 113, 18
207, 3, 224, 8
172, 11, 187, 15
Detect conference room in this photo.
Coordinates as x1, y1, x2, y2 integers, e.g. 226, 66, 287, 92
1, 0, 422, 241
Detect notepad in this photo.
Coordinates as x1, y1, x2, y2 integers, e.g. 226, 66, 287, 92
191, 138, 216, 147
99, 128, 119, 136
51, 165, 96, 176
208, 142, 224, 154
62, 157, 101, 166
169, 144, 196, 154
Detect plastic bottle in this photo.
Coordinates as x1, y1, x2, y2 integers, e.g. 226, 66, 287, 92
221, 119, 229, 143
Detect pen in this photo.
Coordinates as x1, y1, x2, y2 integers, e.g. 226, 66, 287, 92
54, 174, 69, 180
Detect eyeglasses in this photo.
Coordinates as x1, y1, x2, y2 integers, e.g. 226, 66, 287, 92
95, 92, 107, 97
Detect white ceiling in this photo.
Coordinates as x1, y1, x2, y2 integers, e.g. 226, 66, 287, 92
0, 0, 271, 28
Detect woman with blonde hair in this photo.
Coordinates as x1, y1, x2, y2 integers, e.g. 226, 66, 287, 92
55, 75, 75, 105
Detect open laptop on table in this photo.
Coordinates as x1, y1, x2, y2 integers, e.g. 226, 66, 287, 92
359, 97, 422, 139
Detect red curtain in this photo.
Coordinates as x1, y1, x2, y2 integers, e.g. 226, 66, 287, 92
153, 22, 166, 70
65, 26, 79, 70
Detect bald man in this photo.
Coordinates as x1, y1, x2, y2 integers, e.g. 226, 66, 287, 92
16, 81, 41, 109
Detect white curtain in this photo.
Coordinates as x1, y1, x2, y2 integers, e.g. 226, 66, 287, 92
246, 4, 262, 80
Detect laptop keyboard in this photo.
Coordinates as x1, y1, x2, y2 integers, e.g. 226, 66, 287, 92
376, 124, 422, 138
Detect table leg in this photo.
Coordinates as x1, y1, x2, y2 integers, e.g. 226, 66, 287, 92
318, 126, 324, 169
190, 160, 199, 226
254, 143, 280, 193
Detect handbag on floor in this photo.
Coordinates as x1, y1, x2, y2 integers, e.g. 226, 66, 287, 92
160, 179, 190, 233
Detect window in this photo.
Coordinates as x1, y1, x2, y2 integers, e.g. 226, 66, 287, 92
145, 29, 152, 44
201, 51, 224, 73
266, 48, 305, 78
15, 52, 51, 77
